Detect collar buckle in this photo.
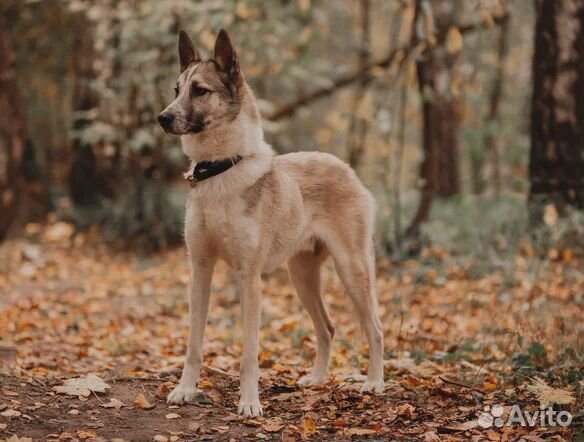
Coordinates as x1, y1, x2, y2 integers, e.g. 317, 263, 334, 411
187, 175, 197, 188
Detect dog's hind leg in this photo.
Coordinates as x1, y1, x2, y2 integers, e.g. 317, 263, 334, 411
329, 240, 384, 393
288, 246, 334, 387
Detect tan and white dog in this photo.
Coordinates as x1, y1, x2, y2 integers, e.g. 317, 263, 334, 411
158, 29, 384, 417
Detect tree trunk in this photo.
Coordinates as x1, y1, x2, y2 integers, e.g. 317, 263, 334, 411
474, 14, 510, 195
347, 0, 371, 170
406, 0, 461, 236
68, 17, 107, 206
529, 0, 584, 217
0, 17, 27, 240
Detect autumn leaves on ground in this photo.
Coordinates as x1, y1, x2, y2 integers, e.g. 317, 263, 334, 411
0, 222, 582, 441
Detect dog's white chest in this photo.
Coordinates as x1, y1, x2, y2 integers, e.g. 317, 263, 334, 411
185, 196, 260, 266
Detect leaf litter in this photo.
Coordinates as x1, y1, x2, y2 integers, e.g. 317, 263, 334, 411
0, 225, 582, 440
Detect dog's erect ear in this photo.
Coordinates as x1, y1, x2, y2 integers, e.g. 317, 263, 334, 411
214, 29, 240, 80
178, 30, 201, 73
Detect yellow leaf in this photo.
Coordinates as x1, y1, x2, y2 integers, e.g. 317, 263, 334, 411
272, 363, 293, 373
199, 379, 214, 388
445, 27, 463, 55
77, 431, 97, 440
483, 381, 497, 390
299, 413, 318, 439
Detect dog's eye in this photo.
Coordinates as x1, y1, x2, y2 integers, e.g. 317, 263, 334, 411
174, 86, 179, 98
191, 85, 208, 97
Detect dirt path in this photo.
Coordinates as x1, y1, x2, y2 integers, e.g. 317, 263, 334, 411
1, 369, 457, 441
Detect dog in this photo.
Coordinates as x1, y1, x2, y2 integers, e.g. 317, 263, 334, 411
158, 29, 384, 417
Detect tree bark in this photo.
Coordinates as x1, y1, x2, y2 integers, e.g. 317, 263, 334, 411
347, 0, 371, 170
0, 16, 27, 240
529, 0, 584, 217
68, 16, 108, 206
406, 0, 462, 236
474, 14, 510, 195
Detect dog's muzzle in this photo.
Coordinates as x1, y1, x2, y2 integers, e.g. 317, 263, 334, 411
157, 112, 175, 132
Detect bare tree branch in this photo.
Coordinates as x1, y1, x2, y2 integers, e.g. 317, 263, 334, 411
265, 11, 509, 122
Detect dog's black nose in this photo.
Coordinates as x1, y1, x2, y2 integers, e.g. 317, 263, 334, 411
157, 112, 175, 129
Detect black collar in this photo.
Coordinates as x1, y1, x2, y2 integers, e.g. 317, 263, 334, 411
187, 155, 243, 188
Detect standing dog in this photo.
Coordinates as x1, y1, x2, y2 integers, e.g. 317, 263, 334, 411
158, 29, 384, 417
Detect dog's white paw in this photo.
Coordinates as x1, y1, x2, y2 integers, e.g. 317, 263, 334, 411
167, 383, 203, 405
361, 379, 385, 394
238, 399, 263, 417
297, 374, 326, 387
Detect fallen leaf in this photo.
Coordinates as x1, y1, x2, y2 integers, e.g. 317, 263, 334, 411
424, 431, 441, 442
199, 379, 214, 388
153, 436, 168, 442
68, 409, 80, 415
53, 374, 110, 397
26, 402, 45, 411
527, 377, 574, 407
133, 393, 154, 410
396, 403, 415, 417
101, 398, 124, 409
486, 429, 500, 441
347, 428, 377, 436
44, 222, 74, 242
0, 423, 7, 430
5, 435, 32, 442
262, 420, 285, 433
1, 409, 21, 418
299, 413, 318, 439
281, 427, 296, 442
165, 413, 181, 419
441, 420, 479, 432
156, 382, 175, 400
2, 390, 19, 397
76, 430, 97, 439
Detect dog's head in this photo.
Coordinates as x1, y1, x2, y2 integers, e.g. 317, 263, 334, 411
158, 30, 243, 136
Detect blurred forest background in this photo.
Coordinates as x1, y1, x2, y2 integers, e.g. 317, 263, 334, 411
1, 0, 583, 257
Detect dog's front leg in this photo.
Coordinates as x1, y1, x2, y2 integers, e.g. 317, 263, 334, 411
167, 258, 215, 404
237, 270, 263, 417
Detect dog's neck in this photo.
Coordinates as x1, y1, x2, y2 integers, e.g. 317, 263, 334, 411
180, 83, 272, 164
181, 83, 274, 197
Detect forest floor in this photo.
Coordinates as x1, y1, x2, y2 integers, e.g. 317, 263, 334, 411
0, 222, 582, 441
